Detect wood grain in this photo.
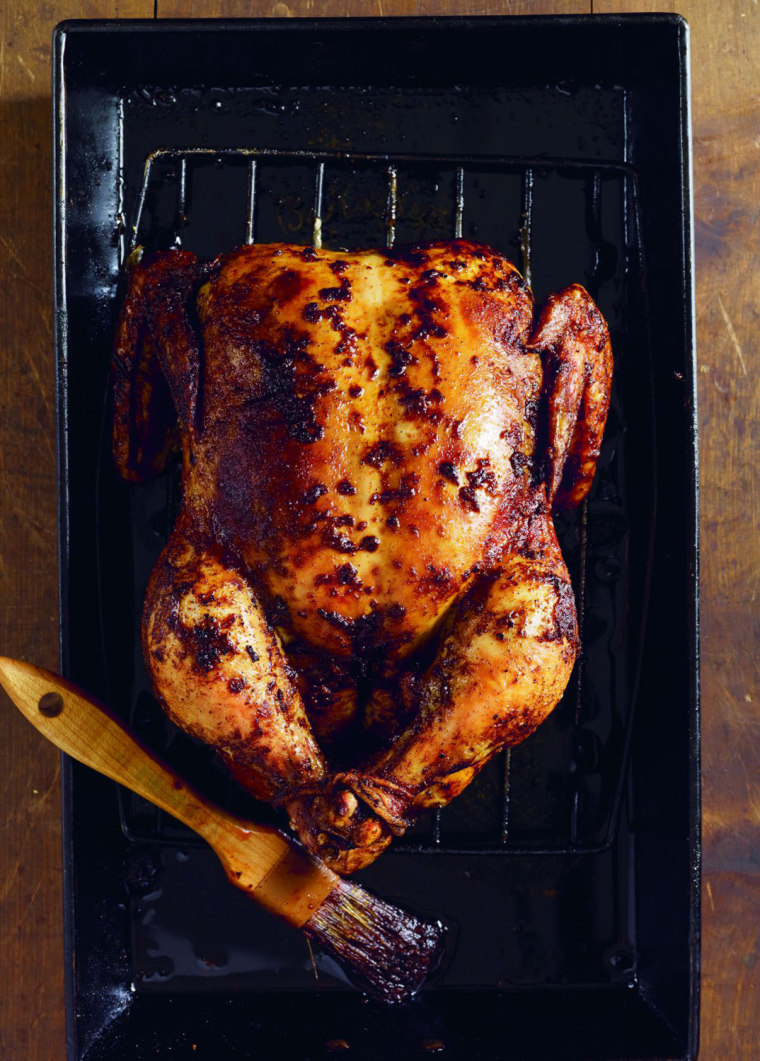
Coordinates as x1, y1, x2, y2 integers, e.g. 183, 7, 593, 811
157, 0, 589, 17
592, 0, 760, 796
702, 872, 760, 1057
595, 3, 760, 1056
0, 3, 152, 1058
2, 0, 758, 1057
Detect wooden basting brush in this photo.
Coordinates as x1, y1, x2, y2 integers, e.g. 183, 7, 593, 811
0, 657, 444, 1003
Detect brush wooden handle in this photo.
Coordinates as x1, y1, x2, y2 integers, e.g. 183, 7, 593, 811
0, 656, 336, 927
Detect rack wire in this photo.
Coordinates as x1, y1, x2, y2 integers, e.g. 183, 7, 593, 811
109, 146, 655, 858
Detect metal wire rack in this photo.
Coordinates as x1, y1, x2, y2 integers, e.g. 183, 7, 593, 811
107, 146, 655, 858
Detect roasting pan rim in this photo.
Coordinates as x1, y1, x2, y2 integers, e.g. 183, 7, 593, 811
54, 14, 699, 1061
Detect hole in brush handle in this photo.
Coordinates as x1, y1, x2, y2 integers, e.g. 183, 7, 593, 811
38, 691, 64, 717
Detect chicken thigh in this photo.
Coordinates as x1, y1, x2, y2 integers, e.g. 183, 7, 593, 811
113, 240, 612, 873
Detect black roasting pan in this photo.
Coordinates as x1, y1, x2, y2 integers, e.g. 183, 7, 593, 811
54, 15, 699, 1060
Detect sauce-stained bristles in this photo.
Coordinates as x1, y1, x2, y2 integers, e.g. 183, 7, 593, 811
304, 877, 445, 1003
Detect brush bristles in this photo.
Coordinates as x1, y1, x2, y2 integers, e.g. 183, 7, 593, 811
303, 877, 445, 1003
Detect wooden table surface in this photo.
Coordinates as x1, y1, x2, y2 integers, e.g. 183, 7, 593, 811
0, 2, 756, 1058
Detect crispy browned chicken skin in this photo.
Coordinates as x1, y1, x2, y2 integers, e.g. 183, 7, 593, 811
113, 240, 612, 873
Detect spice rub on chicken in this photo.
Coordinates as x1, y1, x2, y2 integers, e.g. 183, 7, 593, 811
113, 240, 613, 874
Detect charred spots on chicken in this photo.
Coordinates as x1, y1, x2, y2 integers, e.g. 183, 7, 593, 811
370, 471, 420, 507
400, 386, 444, 423
174, 612, 236, 674
492, 606, 521, 637
267, 595, 291, 630
252, 327, 333, 444
302, 289, 360, 363
354, 611, 405, 669
428, 350, 442, 383
510, 450, 530, 478
303, 301, 341, 327
302, 506, 361, 546
318, 277, 352, 303
317, 608, 356, 633
524, 396, 540, 432
314, 603, 413, 676
347, 410, 366, 434
465, 264, 522, 296
467, 459, 498, 493
408, 284, 449, 343
362, 440, 404, 469
385, 338, 417, 378
303, 482, 328, 505
292, 651, 355, 717
458, 458, 498, 512
322, 527, 358, 555
336, 563, 362, 588
446, 418, 463, 443
289, 416, 324, 445
418, 563, 455, 601
460, 485, 482, 512
426, 659, 454, 709
336, 478, 356, 496
438, 460, 459, 485
548, 576, 578, 645
385, 242, 430, 268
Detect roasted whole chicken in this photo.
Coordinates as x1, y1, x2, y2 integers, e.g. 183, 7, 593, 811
113, 240, 612, 874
